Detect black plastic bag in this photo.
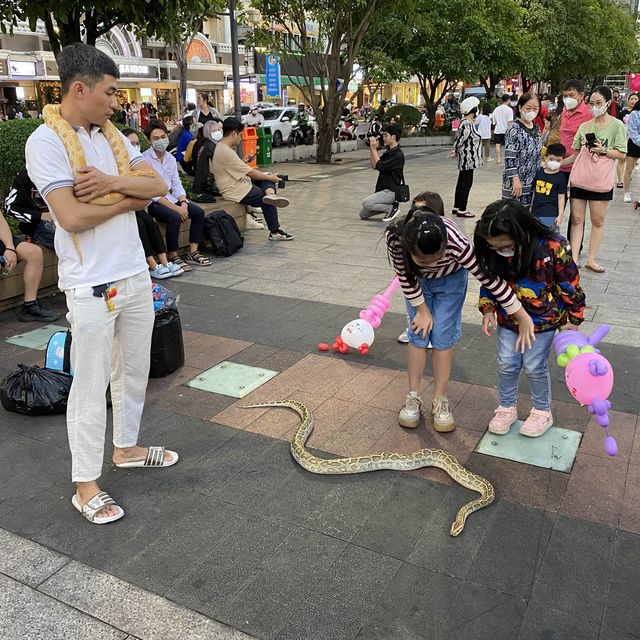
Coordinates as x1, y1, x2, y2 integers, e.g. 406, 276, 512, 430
0, 365, 72, 416
149, 308, 185, 378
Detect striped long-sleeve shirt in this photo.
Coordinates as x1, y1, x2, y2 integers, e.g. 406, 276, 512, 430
385, 217, 522, 315
454, 119, 482, 171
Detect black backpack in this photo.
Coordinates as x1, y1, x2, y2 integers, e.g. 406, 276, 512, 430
203, 211, 244, 257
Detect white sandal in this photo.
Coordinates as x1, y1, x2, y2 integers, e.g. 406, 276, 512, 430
72, 491, 124, 524
114, 446, 179, 469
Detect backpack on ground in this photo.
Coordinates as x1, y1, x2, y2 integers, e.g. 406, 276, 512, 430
203, 211, 244, 257
45, 330, 73, 375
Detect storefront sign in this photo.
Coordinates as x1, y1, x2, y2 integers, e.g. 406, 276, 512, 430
118, 64, 158, 79
9, 60, 36, 77
265, 55, 281, 98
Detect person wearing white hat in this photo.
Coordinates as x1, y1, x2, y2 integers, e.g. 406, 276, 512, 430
245, 105, 265, 127
449, 96, 483, 217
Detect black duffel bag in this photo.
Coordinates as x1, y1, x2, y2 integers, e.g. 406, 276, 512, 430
203, 211, 244, 257
0, 365, 72, 416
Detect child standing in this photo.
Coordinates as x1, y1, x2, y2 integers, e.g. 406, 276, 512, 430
475, 199, 586, 437
386, 207, 535, 432
531, 143, 568, 229
476, 103, 494, 161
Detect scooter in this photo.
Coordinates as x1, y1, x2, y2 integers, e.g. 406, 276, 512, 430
288, 122, 314, 146
419, 112, 429, 134
334, 117, 357, 142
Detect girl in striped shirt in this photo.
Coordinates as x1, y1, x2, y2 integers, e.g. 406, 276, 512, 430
385, 207, 535, 432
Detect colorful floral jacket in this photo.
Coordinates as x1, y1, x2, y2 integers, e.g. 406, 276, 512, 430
478, 235, 586, 333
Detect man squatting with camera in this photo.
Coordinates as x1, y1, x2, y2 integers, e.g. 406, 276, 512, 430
358, 123, 405, 222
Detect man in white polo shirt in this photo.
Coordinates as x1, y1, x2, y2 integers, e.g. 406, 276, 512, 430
26, 43, 178, 525
490, 94, 514, 164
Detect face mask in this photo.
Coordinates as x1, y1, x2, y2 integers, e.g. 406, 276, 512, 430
546, 160, 561, 171
563, 96, 578, 110
590, 102, 609, 117
521, 111, 538, 122
152, 138, 169, 152
211, 131, 223, 142
492, 247, 515, 257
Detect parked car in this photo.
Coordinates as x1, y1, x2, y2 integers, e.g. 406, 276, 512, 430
258, 107, 316, 147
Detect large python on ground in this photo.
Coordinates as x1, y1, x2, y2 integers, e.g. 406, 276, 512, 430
243, 400, 495, 536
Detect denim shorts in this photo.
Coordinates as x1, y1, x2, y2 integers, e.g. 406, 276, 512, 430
404, 268, 468, 350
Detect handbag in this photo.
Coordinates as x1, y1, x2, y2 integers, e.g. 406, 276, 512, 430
569, 123, 615, 193
395, 175, 410, 203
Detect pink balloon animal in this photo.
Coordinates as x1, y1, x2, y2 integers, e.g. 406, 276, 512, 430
359, 277, 400, 328
552, 324, 617, 456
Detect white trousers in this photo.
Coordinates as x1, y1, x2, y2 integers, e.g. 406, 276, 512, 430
64, 270, 154, 482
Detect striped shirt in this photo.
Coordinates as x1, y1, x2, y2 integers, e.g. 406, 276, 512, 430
385, 217, 522, 315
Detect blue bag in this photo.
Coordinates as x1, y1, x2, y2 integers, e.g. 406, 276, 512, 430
44, 330, 73, 375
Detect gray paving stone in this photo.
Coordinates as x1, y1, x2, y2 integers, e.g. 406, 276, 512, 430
598, 628, 640, 640
602, 531, 640, 636
445, 582, 526, 640
303, 470, 399, 541
406, 485, 500, 579
274, 601, 368, 640
530, 515, 616, 625
38, 561, 254, 639
167, 513, 294, 616
0, 573, 126, 640
358, 561, 461, 638
517, 603, 599, 640
467, 500, 545, 599
352, 474, 449, 560
0, 528, 69, 587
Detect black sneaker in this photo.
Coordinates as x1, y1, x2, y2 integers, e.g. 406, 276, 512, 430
18, 301, 60, 323
382, 201, 400, 222
269, 229, 295, 241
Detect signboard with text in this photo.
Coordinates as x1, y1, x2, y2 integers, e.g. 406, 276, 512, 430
265, 55, 281, 98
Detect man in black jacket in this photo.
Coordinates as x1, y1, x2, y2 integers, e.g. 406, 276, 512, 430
358, 123, 405, 222
4, 169, 56, 249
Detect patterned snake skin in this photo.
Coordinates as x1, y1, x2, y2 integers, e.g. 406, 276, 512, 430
243, 400, 495, 536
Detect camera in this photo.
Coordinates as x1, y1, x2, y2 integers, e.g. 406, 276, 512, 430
365, 133, 383, 148
277, 173, 288, 189
585, 132, 598, 149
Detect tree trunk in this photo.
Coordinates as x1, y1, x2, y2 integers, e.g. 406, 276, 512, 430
174, 47, 189, 113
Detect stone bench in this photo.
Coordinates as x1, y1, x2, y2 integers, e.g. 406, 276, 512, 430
0, 199, 248, 312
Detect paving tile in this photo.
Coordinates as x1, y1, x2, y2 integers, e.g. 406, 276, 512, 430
598, 628, 640, 640
579, 411, 637, 460
453, 385, 501, 432
517, 603, 599, 640
152, 385, 236, 422
187, 361, 279, 398
357, 562, 461, 639
184, 337, 253, 370
0, 527, 70, 587
467, 500, 545, 599
602, 530, 640, 636
407, 483, 500, 579
227, 343, 281, 366
620, 464, 640, 535
0, 573, 126, 639
530, 515, 616, 625
551, 398, 591, 433
560, 452, 627, 527
167, 514, 295, 616
303, 470, 398, 541
333, 366, 402, 405
39, 561, 253, 640
215, 528, 348, 639
366, 370, 433, 411
352, 474, 450, 560
445, 582, 526, 640
274, 601, 368, 640
296, 357, 366, 395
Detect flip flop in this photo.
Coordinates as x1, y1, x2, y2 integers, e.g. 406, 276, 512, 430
72, 491, 124, 524
455, 211, 476, 218
114, 446, 179, 469
172, 256, 192, 272
585, 264, 605, 273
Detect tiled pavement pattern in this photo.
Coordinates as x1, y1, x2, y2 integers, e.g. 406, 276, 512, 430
1, 147, 640, 639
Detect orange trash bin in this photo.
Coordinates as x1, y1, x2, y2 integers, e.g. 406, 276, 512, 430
435, 112, 444, 129
242, 126, 258, 168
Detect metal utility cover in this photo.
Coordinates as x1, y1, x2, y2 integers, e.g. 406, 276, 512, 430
474, 421, 583, 473
6, 325, 68, 350
187, 361, 279, 398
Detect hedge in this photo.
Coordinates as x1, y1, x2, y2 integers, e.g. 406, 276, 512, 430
0, 119, 150, 203
385, 104, 421, 131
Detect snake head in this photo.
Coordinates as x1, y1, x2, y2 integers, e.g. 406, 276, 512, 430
449, 517, 465, 537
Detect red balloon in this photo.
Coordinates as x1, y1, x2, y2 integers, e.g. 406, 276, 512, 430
331, 342, 340, 351
338, 344, 349, 354
336, 336, 344, 346
318, 343, 330, 351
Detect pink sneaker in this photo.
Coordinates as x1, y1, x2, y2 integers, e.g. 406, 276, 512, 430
519, 409, 553, 437
488, 406, 518, 434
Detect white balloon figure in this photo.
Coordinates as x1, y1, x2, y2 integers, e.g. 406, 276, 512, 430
341, 319, 375, 349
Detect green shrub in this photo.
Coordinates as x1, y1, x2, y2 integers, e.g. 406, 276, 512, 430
0, 118, 42, 202
385, 104, 421, 131
113, 122, 150, 151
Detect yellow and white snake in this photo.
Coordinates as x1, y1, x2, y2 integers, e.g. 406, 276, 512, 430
243, 400, 495, 536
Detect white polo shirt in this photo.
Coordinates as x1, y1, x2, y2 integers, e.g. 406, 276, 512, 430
491, 104, 514, 135
25, 123, 148, 290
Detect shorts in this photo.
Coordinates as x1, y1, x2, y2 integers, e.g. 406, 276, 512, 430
494, 133, 506, 145
0, 236, 21, 255
626, 139, 640, 158
569, 186, 613, 202
404, 267, 468, 350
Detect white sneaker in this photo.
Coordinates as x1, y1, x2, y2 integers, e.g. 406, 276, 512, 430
398, 392, 422, 428
263, 194, 290, 208
624, 192, 632, 203
397, 329, 409, 343
486, 157, 494, 162
245, 214, 265, 230
247, 205, 263, 215
432, 396, 455, 432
